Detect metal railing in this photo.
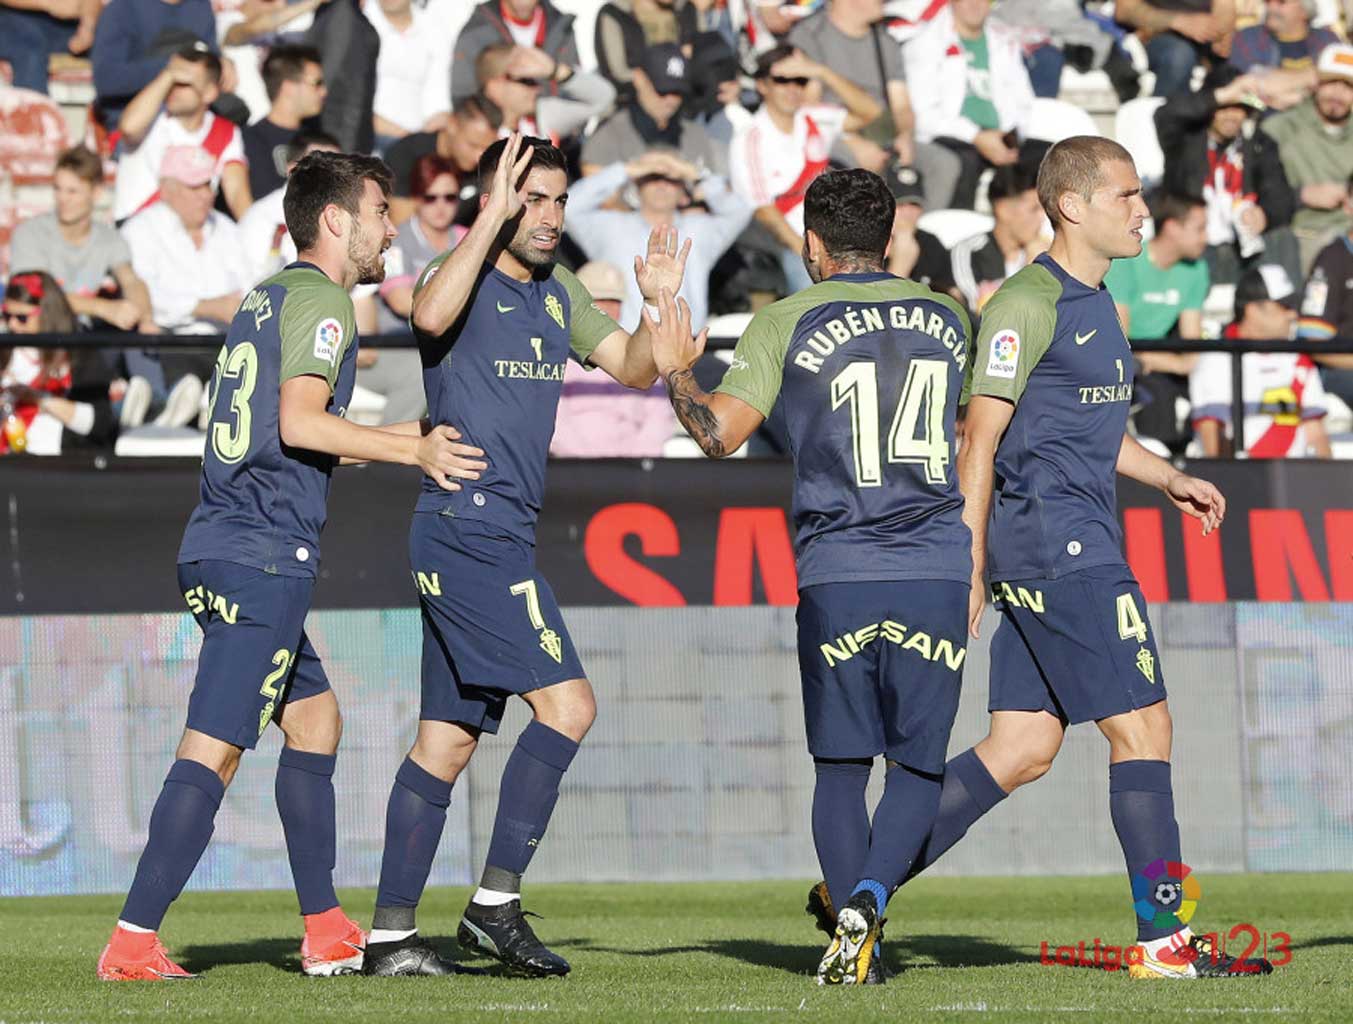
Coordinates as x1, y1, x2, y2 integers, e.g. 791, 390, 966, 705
12, 331, 1353, 457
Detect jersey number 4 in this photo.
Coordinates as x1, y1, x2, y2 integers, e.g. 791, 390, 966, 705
830, 359, 950, 487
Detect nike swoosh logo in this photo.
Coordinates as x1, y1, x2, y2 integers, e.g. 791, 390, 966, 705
1075, 330, 1096, 346
496, 301, 516, 314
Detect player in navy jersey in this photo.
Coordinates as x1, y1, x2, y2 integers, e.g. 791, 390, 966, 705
98, 152, 486, 982
888, 136, 1271, 978
361, 134, 694, 978
642, 168, 974, 985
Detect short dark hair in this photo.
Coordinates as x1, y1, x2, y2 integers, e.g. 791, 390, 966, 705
262, 44, 323, 101
176, 45, 222, 87
283, 129, 341, 168
987, 164, 1037, 204
285, 151, 393, 252
754, 44, 795, 79
1149, 191, 1204, 231
455, 93, 504, 130
1036, 135, 1134, 227
476, 136, 567, 193
55, 145, 102, 185
803, 169, 894, 263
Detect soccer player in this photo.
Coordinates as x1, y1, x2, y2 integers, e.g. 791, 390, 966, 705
642, 168, 975, 986
97, 151, 486, 982
889, 135, 1271, 979
360, 134, 692, 978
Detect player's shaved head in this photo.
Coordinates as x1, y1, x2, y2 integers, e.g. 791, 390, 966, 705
285, 150, 393, 252
1037, 136, 1134, 228
802, 169, 894, 272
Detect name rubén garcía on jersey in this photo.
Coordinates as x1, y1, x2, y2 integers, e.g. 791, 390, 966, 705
792, 302, 968, 375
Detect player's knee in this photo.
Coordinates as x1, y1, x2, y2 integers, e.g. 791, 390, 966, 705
527, 678, 596, 743
278, 692, 342, 754
1014, 749, 1057, 786
411, 720, 479, 780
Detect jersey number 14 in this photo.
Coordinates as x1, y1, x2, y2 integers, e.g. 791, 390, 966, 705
831, 359, 950, 487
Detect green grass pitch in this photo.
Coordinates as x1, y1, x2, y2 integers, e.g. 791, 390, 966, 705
1, 874, 1349, 1023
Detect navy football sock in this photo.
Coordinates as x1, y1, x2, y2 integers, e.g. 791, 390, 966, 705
1109, 759, 1183, 942
904, 747, 1008, 883
275, 747, 339, 916
811, 758, 872, 913
856, 762, 944, 912
120, 759, 225, 930
372, 757, 452, 926
480, 721, 579, 891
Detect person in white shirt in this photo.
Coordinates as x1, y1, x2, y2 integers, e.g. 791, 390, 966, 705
566, 150, 753, 331
730, 44, 880, 294
121, 145, 252, 335
364, 0, 453, 146
113, 45, 251, 223
1190, 263, 1332, 458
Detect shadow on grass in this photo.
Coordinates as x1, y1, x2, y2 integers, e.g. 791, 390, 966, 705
177, 936, 489, 975
1291, 934, 1353, 951
559, 932, 1035, 976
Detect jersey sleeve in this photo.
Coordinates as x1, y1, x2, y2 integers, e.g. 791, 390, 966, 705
962, 276, 1057, 405
554, 264, 622, 366
713, 305, 790, 418
278, 281, 357, 392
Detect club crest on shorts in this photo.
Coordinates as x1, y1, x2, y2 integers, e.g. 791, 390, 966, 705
1136, 646, 1156, 683
539, 627, 563, 664
987, 329, 1019, 379
545, 293, 565, 331
314, 317, 343, 363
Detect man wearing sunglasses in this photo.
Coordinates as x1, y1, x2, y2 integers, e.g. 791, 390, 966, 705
731, 44, 882, 296
476, 42, 616, 146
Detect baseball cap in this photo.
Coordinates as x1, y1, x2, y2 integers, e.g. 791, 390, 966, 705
1233, 263, 1299, 318
643, 44, 691, 96
576, 261, 626, 302
159, 145, 215, 187
884, 160, 925, 207
1317, 44, 1353, 84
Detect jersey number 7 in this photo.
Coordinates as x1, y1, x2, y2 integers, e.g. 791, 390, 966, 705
831, 359, 950, 487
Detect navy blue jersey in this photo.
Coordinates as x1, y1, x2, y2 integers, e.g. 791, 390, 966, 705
715, 271, 974, 589
178, 262, 358, 576
963, 253, 1133, 580
411, 258, 619, 542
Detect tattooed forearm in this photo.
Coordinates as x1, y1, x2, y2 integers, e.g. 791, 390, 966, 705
664, 368, 727, 458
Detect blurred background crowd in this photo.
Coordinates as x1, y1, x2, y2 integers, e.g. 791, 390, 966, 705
1, 0, 1352, 459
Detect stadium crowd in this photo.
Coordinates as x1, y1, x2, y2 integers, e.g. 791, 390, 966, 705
1, 0, 1352, 458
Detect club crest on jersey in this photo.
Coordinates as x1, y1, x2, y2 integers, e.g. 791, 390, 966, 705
987, 329, 1019, 379
314, 317, 343, 364
545, 293, 565, 330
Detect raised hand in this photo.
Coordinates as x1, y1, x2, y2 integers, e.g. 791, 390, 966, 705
416, 424, 488, 492
484, 132, 535, 226
635, 225, 693, 303
644, 287, 707, 378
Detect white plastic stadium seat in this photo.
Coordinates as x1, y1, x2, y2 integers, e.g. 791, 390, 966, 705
1113, 97, 1166, 188
1026, 97, 1101, 144
917, 209, 994, 249
114, 426, 206, 458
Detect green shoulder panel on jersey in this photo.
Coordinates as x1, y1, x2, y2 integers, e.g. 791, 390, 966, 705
963, 263, 1060, 405
275, 268, 357, 393
552, 263, 622, 365
715, 276, 972, 418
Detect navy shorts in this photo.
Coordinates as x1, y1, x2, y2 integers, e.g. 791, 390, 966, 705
177, 560, 330, 749
988, 564, 1167, 724
796, 580, 969, 773
410, 514, 585, 734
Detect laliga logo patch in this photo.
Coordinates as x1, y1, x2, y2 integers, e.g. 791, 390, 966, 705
314, 317, 343, 364
987, 329, 1019, 379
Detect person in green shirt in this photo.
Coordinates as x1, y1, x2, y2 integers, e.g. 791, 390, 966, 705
1105, 192, 1211, 453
